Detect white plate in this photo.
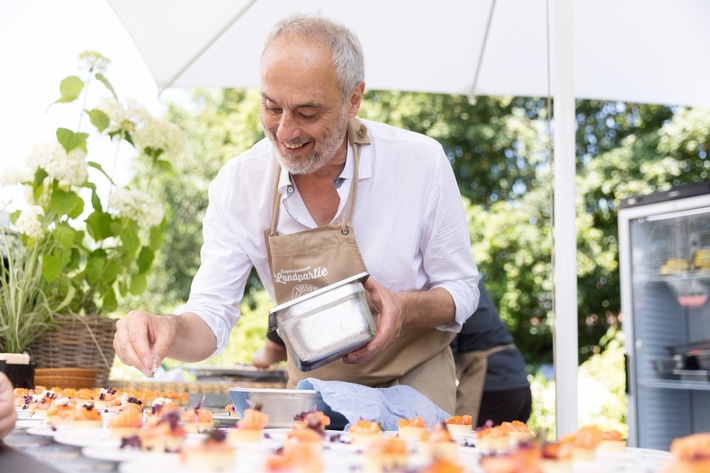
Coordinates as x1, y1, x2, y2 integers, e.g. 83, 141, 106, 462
83, 445, 175, 463
54, 428, 115, 448
15, 408, 35, 419
119, 449, 265, 473
25, 424, 69, 437
14, 418, 45, 430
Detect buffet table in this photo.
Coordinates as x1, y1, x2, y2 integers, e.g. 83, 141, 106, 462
1, 416, 676, 473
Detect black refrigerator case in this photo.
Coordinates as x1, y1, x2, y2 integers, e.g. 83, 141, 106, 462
619, 182, 710, 450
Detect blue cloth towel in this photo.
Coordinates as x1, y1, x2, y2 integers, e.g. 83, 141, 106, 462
296, 377, 451, 431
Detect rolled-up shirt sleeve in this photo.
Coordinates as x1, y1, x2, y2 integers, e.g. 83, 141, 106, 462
423, 147, 480, 331
173, 176, 252, 355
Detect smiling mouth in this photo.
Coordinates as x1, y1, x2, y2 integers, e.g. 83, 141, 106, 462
283, 139, 311, 150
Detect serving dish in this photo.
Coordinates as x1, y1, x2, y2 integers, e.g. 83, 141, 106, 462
184, 364, 287, 381
268, 272, 376, 371
228, 387, 348, 429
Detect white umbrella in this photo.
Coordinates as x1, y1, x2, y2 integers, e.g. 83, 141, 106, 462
107, 0, 710, 108
106, 0, 710, 437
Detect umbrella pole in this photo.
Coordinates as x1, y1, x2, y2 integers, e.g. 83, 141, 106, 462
551, 0, 579, 438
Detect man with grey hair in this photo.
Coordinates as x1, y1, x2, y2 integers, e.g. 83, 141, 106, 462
114, 14, 479, 413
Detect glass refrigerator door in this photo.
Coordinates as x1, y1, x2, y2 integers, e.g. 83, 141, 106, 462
622, 202, 710, 449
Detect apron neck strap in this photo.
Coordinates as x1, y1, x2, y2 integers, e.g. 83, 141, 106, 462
269, 117, 370, 234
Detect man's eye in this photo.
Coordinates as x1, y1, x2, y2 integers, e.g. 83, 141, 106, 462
299, 112, 317, 120
266, 106, 282, 115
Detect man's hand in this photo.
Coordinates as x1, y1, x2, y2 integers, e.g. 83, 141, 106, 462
343, 277, 404, 364
113, 310, 178, 377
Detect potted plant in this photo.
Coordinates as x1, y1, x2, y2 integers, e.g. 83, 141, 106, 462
0, 228, 71, 387
0, 51, 183, 387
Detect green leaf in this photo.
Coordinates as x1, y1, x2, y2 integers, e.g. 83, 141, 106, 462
85, 251, 107, 283
90, 188, 102, 212
149, 226, 163, 250
95, 72, 117, 100
104, 260, 119, 285
42, 253, 66, 283
52, 223, 77, 249
85, 211, 113, 241
67, 247, 81, 270
136, 246, 155, 274
119, 226, 140, 256
101, 288, 118, 313
87, 109, 110, 132
32, 168, 48, 202
88, 161, 117, 186
129, 273, 147, 295
156, 159, 174, 173
56, 128, 89, 153
50, 188, 84, 217
55, 76, 84, 103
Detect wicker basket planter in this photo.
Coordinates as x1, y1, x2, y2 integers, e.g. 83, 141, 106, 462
27, 314, 117, 387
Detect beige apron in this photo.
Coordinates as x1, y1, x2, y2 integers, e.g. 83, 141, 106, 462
454, 343, 516, 421
264, 118, 457, 413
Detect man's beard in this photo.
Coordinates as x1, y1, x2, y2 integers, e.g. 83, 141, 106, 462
264, 109, 349, 175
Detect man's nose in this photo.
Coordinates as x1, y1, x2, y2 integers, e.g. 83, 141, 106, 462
276, 112, 300, 142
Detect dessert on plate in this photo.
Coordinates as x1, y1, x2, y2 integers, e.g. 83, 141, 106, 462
283, 425, 325, 457
180, 429, 235, 472
139, 411, 187, 453
180, 398, 214, 433
501, 420, 533, 448
227, 404, 269, 444
476, 424, 511, 453
265, 438, 324, 473
348, 419, 385, 447
397, 416, 428, 439
541, 441, 573, 473
363, 437, 410, 473
560, 425, 602, 462
418, 422, 459, 462
293, 408, 331, 431
108, 408, 144, 440
444, 415, 473, 436
70, 404, 103, 429
662, 432, 710, 473
45, 396, 74, 426
596, 428, 626, 452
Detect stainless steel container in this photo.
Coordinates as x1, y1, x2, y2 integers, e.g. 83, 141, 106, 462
228, 387, 348, 429
268, 272, 376, 371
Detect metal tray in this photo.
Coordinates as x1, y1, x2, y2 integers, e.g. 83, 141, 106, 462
228, 387, 347, 429
185, 364, 287, 381
672, 369, 709, 382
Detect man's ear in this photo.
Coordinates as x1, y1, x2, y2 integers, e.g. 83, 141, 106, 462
348, 81, 366, 117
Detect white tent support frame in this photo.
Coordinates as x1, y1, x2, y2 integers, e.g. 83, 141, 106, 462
550, 0, 579, 437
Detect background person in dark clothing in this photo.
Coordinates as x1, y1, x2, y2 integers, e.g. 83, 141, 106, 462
451, 280, 532, 426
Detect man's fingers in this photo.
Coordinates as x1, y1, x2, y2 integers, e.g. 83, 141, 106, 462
114, 312, 155, 376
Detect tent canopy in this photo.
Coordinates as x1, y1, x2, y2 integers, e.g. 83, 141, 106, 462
108, 0, 710, 108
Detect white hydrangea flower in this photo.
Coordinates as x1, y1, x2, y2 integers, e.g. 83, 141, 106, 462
26, 142, 88, 187
133, 117, 184, 156
0, 163, 33, 186
101, 98, 152, 136
15, 205, 44, 239
108, 188, 164, 228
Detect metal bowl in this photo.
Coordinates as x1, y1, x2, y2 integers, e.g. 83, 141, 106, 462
268, 272, 376, 371
228, 387, 348, 429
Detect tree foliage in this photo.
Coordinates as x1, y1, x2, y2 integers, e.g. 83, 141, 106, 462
126, 87, 710, 367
